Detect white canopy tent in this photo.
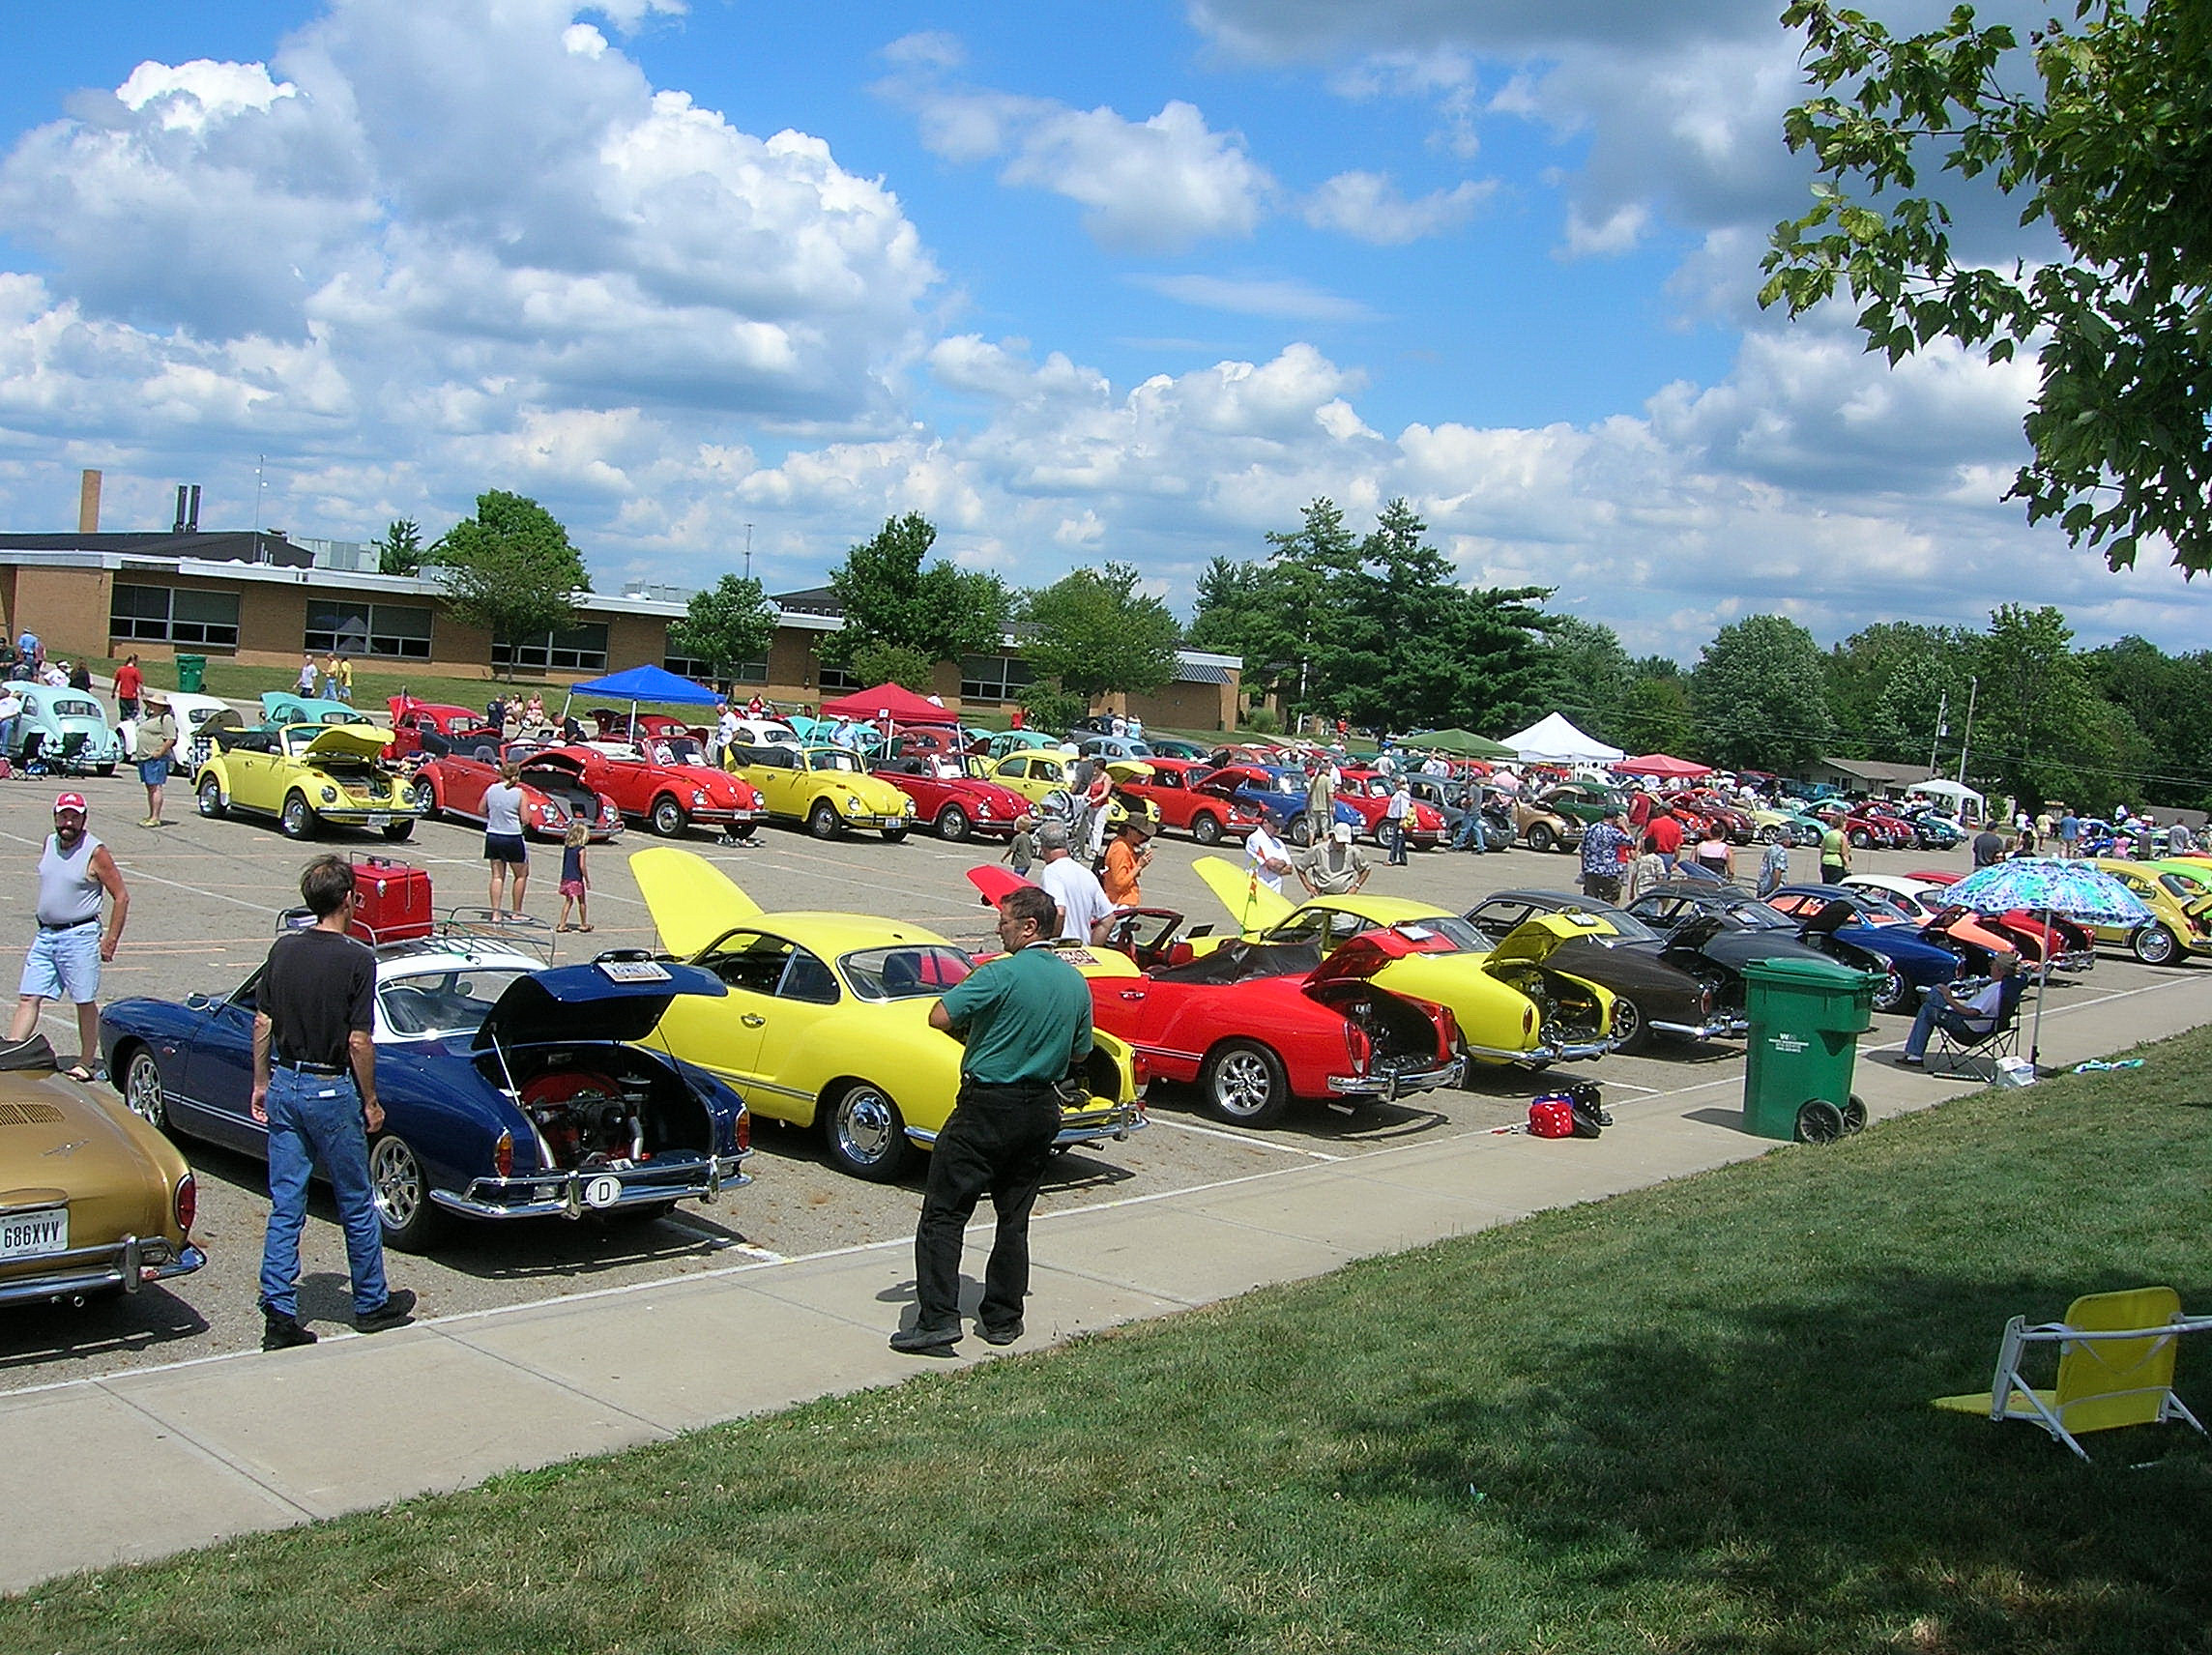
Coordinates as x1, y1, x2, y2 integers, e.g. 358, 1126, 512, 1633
1499, 711, 1625, 766
1906, 778, 1988, 823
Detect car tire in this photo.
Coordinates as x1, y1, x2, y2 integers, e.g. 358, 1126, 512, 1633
1848, 828, 1871, 849
2133, 924, 2181, 966
806, 800, 841, 840
382, 820, 414, 842
279, 792, 315, 840
368, 1132, 446, 1251
1871, 966, 1909, 1015
935, 804, 971, 842
822, 1081, 910, 1180
1608, 995, 1651, 1055
1527, 823, 1557, 854
409, 777, 439, 818
120, 1045, 167, 1131
1760, 825, 1785, 845
1287, 817, 1313, 849
651, 796, 688, 837
1201, 1039, 1291, 1128
1191, 812, 1224, 846
197, 775, 227, 820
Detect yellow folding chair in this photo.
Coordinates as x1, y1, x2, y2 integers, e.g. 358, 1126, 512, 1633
1934, 1286, 2212, 1460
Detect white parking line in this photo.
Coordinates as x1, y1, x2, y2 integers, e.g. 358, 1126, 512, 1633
1145, 1116, 1346, 1160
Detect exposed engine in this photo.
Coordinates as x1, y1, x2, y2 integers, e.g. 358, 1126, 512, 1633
520, 1071, 648, 1170
1489, 965, 1609, 1046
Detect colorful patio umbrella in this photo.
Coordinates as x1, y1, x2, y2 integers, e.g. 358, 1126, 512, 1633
1944, 858, 2152, 1069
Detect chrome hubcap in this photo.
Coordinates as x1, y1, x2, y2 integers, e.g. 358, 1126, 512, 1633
371, 1138, 421, 1227
126, 1056, 163, 1125
1214, 1053, 1270, 1116
836, 1090, 894, 1164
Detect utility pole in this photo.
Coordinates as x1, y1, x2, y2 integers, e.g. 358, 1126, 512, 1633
1956, 676, 1979, 786
252, 454, 265, 536
743, 522, 753, 582
1928, 688, 1948, 776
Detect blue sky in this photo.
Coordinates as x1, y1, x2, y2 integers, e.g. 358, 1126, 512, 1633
2, 0, 2206, 662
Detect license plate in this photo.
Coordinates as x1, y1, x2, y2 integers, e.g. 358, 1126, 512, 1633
365, 814, 391, 828
0, 1206, 67, 1260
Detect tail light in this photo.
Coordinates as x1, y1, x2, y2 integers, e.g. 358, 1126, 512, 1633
736, 1110, 750, 1151
1523, 1003, 1535, 1039
1342, 1020, 1372, 1074
1130, 1052, 1150, 1090
174, 1173, 197, 1235
493, 1129, 514, 1179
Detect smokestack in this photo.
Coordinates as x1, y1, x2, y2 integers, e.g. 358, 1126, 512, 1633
186, 484, 201, 533
77, 470, 102, 534
173, 485, 189, 534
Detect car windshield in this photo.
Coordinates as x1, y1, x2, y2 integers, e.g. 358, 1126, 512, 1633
654, 736, 704, 766
377, 967, 533, 1038
840, 945, 975, 1001
808, 748, 863, 774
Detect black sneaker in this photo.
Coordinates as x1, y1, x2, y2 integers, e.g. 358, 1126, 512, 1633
262, 1311, 318, 1351
888, 1321, 962, 1353
355, 1288, 417, 1333
975, 1320, 1024, 1347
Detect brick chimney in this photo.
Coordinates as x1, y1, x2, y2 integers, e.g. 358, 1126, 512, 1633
77, 469, 102, 533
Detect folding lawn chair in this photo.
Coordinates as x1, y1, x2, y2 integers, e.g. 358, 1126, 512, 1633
1927, 972, 2025, 1081
1932, 1285, 2212, 1460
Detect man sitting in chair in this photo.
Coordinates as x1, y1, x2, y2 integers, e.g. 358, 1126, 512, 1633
1898, 952, 2021, 1066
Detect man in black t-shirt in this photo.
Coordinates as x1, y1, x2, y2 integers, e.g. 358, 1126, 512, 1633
251, 856, 414, 1350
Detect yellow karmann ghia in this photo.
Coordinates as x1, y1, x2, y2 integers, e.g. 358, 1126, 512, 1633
722, 742, 915, 842
194, 721, 423, 842
1188, 856, 1616, 1066
630, 848, 1144, 1179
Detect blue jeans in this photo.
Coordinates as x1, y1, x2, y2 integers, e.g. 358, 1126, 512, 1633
1386, 819, 1407, 863
258, 1067, 388, 1319
1905, 998, 1989, 1060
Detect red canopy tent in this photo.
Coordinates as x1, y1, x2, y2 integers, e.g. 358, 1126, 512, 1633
1615, 753, 1713, 779
815, 682, 960, 725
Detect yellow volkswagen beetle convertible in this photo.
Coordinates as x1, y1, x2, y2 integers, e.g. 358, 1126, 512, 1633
630, 849, 1144, 1178
723, 743, 914, 842
195, 721, 423, 841
1189, 857, 1616, 1067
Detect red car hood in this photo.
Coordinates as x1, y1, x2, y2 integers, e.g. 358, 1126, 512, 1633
1303, 928, 1436, 986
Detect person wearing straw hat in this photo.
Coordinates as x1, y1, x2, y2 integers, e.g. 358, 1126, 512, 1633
131, 688, 180, 827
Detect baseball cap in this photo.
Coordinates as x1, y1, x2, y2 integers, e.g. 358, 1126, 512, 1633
1330, 821, 1353, 843
53, 792, 86, 814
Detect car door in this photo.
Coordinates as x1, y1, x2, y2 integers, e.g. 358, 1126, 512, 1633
434, 752, 496, 821
171, 976, 269, 1158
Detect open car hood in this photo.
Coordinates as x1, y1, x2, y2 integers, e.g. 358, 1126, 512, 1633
1486, 909, 1615, 964
521, 750, 588, 783
1104, 760, 1154, 782
1192, 853, 1297, 932
474, 958, 726, 1051
301, 722, 400, 762
1301, 927, 1433, 985
629, 845, 766, 955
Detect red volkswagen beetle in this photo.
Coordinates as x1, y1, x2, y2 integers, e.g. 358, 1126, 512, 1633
1107, 757, 1263, 847
869, 756, 1031, 841
556, 740, 765, 840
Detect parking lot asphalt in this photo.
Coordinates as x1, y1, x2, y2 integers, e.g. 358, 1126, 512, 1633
0, 764, 2189, 1394
7, 756, 2212, 1589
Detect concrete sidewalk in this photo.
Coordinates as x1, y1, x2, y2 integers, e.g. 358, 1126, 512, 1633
7, 965, 2208, 1592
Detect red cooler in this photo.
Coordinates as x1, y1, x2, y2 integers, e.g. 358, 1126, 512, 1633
350, 856, 433, 944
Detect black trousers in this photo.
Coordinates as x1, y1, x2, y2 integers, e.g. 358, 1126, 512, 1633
914, 1078, 1061, 1331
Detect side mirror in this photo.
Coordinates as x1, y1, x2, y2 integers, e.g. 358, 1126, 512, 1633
185, 992, 210, 1010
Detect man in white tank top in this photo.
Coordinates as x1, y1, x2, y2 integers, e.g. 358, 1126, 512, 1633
6, 792, 129, 1081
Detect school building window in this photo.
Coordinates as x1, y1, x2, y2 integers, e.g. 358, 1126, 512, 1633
665, 652, 769, 684
494, 622, 610, 673
109, 584, 241, 649
305, 599, 433, 659
960, 653, 1033, 703
817, 659, 860, 692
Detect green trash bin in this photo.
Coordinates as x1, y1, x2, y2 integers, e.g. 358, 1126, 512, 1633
174, 653, 206, 693
1740, 954, 1879, 1143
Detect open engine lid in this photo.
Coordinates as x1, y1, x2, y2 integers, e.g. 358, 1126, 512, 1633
1303, 927, 1433, 985
1484, 909, 1612, 964
299, 722, 400, 762
474, 959, 726, 1052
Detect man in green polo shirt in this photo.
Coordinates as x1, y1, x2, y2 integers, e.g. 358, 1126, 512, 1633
894, 884, 1093, 1353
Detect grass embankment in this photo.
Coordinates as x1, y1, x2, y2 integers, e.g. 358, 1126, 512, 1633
15, 1035, 2212, 1651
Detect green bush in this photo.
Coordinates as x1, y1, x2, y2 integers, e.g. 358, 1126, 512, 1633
1243, 705, 1280, 734
1018, 685, 1088, 734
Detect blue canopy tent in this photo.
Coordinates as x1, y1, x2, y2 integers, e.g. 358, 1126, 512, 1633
560, 664, 720, 745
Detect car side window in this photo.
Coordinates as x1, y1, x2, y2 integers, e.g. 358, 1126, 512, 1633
775, 948, 839, 1004
1154, 770, 1183, 790
710, 934, 795, 996
1473, 901, 1536, 933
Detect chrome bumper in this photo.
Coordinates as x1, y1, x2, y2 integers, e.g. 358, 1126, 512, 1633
1327, 1055, 1466, 1098
1650, 1013, 1749, 1040
433, 1153, 752, 1221
0, 1236, 206, 1307
909, 1100, 1150, 1153
1465, 1037, 1612, 1064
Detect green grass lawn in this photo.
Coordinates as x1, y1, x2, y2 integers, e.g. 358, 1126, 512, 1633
14, 1010, 2212, 1650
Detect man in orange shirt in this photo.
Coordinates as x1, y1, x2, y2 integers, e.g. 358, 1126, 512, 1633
1101, 818, 1152, 907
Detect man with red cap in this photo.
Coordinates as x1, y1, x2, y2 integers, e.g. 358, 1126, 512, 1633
6, 793, 129, 1081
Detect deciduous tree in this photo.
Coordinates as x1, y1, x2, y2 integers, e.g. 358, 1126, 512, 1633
1022, 563, 1180, 704
432, 492, 588, 679
825, 513, 1010, 674
1762, 0, 2212, 572
1691, 615, 1835, 771
669, 573, 777, 684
